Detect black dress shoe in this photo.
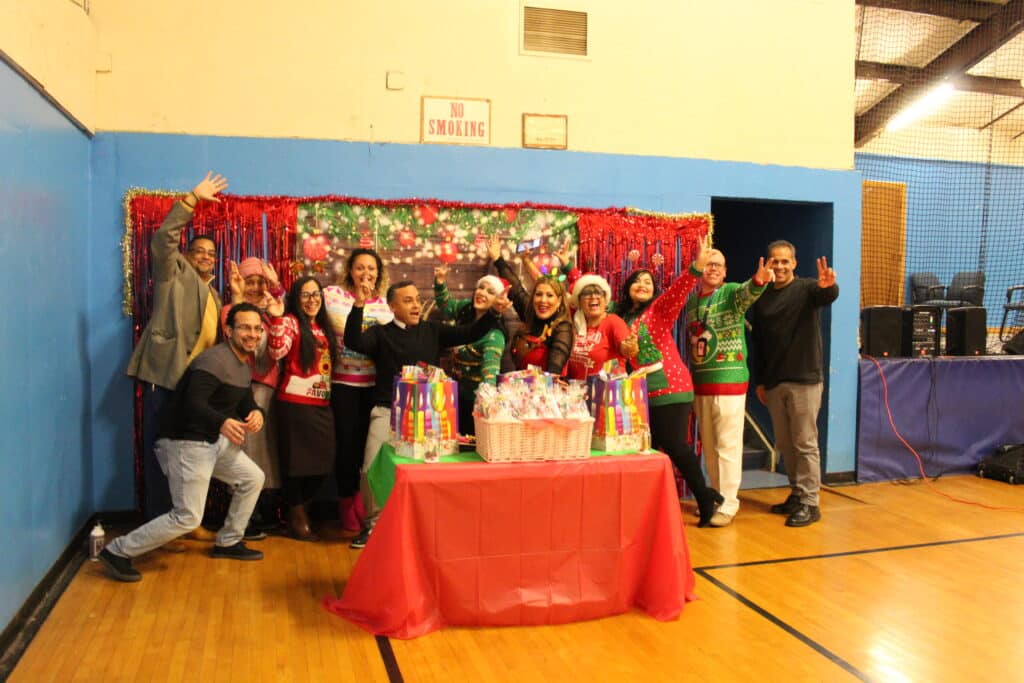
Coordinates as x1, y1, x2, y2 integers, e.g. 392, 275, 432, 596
770, 494, 801, 515
785, 504, 821, 527
211, 541, 264, 561
99, 548, 142, 582
696, 489, 725, 528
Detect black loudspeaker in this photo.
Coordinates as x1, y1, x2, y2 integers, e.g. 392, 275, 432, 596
1004, 329, 1024, 355
946, 306, 986, 356
901, 305, 941, 357
861, 306, 903, 358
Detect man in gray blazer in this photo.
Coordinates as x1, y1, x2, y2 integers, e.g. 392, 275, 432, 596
127, 171, 228, 519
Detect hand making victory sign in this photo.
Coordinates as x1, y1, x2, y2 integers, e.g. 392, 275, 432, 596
816, 256, 836, 289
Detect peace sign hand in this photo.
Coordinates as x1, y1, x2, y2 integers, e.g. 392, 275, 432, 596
816, 256, 836, 289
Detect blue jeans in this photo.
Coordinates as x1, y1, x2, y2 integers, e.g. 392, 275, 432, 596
109, 436, 265, 558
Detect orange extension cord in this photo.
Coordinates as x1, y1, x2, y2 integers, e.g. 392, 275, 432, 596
864, 355, 1024, 512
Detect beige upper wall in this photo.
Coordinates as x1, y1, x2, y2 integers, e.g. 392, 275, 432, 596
0, 0, 97, 131
2, 0, 856, 169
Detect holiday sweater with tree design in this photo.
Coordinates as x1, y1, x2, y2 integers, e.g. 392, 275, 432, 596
684, 278, 767, 395
620, 264, 701, 406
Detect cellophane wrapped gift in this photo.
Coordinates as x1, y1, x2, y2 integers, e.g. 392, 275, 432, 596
390, 364, 459, 460
473, 374, 593, 462
587, 361, 651, 452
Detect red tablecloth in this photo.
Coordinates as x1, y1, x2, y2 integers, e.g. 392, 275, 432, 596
323, 453, 696, 639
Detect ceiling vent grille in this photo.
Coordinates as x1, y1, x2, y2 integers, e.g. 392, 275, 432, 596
523, 6, 588, 56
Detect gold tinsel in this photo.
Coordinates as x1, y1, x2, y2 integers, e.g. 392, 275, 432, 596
121, 188, 183, 317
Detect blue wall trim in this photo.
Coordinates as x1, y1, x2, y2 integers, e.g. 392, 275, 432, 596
0, 61, 93, 629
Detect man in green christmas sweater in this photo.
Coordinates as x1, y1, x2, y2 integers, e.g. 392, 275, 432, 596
685, 249, 772, 527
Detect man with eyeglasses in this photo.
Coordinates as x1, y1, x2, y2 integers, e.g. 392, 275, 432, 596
101, 303, 268, 581
685, 250, 772, 527
751, 240, 839, 528
126, 172, 229, 521
342, 280, 509, 548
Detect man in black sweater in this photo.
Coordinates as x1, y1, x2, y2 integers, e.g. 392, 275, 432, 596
751, 240, 839, 528
343, 280, 504, 548
100, 304, 268, 581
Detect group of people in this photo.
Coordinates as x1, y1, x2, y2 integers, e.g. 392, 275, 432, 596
99, 171, 840, 583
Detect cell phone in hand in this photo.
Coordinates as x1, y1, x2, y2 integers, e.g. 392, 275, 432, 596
516, 238, 542, 253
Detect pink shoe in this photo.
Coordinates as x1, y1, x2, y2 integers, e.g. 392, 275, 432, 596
339, 496, 361, 532
353, 495, 367, 525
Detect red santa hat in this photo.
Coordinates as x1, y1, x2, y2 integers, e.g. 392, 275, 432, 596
569, 273, 612, 334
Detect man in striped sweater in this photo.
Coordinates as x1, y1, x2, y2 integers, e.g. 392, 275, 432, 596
686, 250, 772, 527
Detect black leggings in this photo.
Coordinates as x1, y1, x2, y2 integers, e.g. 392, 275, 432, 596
331, 383, 373, 498
649, 401, 711, 500
282, 475, 326, 507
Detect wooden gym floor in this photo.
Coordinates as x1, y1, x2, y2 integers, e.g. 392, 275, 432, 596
8, 476, 1023, 682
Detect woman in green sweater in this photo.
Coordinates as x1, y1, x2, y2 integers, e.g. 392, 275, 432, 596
433, 265, 509, 436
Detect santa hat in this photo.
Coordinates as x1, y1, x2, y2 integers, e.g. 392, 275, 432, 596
477, 274, 510, 295
570, 274, 612, 334
238, 257, 264, 280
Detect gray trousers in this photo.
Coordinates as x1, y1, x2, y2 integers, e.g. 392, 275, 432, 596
358, 405, 393, 530
764, 382, 823, 506
109, 436, 265, 558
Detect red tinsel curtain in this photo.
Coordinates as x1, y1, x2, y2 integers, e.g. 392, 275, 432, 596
577, 212, 710, 300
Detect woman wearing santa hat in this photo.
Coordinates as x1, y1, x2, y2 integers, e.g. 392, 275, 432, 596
488, 236, 574, 375
566, 274, 638, 379
616, 235, 723, 527
432, 266, 510, 435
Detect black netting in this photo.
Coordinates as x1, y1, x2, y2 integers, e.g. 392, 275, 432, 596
855, 2, 1024, 352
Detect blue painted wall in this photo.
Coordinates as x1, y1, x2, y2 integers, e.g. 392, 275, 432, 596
857, 153, 1024, 327
0, 61, 93, 628
89, 133, 863, 510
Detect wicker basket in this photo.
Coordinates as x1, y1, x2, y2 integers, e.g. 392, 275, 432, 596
475, 416, 594, 462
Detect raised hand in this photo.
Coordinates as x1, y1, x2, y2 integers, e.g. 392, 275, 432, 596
227, 260, 244, 303
492, 293, 512, 314
486, 234, 503, 262
192, 172, 228, 203
244, 410, 264, 433
620, 333, 639, 359
554, 237, 576, 269
353, 280, 374, 307
261, 260, 280, 291
220, 418, 247, 445
434, 264, 450, 285
693, 233, 713, 271
754, 257, 775, 284
816, 256, 836, 289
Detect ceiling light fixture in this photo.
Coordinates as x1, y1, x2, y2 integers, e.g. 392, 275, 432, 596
885, 82, 955, 133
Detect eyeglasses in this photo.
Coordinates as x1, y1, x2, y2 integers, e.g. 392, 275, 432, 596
704, 263, 725, 270
299, 291, 323, 301
579, 287, 605, 299
190, 247, 216, 257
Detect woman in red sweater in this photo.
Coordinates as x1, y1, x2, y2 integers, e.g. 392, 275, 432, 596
268, 276, 338, 541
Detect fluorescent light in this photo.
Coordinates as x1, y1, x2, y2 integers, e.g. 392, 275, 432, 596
885, 82, 955, 132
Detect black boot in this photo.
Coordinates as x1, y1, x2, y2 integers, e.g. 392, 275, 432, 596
696, 488, 725, 528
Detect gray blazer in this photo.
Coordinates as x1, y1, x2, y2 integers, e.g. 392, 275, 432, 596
126, 202, 221, 389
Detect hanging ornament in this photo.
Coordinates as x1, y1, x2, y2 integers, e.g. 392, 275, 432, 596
302, 234, 330, 261
437, 241, 458, 264
473, 232, 487, 249
313, 261, 326, 274
414, 205, 438, 226
290, 260, 305, 277
651, 252, 665, 267
359, 230, 373, 248
504, 208, 518, 224
398, 227, 416, 248
628, 249, 641, 263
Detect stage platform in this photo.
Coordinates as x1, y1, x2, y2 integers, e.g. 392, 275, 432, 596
857, 356, 1024, 482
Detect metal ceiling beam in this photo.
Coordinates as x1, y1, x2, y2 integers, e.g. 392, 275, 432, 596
855, 0, 1024, 146
857, 60, 1024, 97
856, 0, 997, 23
